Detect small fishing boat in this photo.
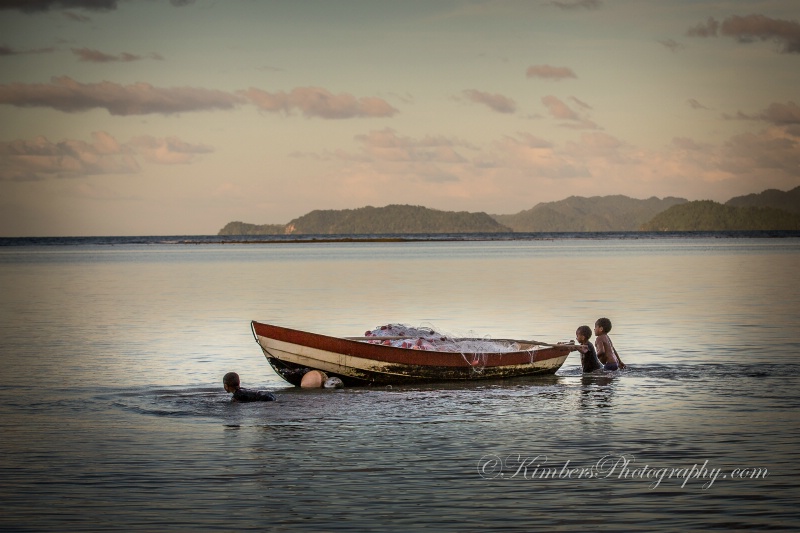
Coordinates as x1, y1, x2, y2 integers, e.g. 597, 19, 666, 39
251, 321, 571, 386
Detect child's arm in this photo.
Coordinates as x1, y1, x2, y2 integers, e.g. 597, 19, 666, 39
614, 346, 626, 369
607, 337, 626, 369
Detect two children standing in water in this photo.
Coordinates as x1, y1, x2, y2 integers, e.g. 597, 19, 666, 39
574, 317, 626, 372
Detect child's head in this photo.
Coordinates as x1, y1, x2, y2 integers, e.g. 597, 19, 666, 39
576, 325, 592, 342
223, 372, 240, 392
595, 317, 612, 334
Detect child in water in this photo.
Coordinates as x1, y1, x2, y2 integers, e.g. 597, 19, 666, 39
223, 372, 276, 402
575, 325, 603, 373
594, 317, 626, 371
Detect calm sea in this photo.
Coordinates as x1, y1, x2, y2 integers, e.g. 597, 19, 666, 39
1, 234, 799, 531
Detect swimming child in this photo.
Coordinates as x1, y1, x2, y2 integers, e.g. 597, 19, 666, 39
575, 325, 603, 373
223, 372, 276, 402
594, 317, 626, 371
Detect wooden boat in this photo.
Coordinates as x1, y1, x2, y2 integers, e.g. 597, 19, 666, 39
251, 321, 571, 386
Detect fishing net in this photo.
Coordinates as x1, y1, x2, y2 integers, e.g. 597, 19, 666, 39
361, 323, 523, 354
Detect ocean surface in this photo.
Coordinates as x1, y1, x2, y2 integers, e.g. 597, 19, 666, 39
1, 233, 799, 531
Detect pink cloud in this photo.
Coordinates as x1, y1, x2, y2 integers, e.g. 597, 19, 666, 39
71, 48, 162, 62
0, 76, 243, 115
0, 0, 119, 12
0, 78, 400, 120
0, 131, 138, 181
303, 122, 799, 213
354, 128, 471, 163
672, 137, 712, 151
242, 86, 397, 119
0, 0, 192, 12
481, 133, 590, 181
127, 135, 213, 165
687, 14, 800, 54
0, 131, 214, 180
755, 101, 800, 125
542, 95, 579, 120
526, 65, 577, 80
461, 89, 516, 113
721, 126, 800, 177
541, 95, 600, 130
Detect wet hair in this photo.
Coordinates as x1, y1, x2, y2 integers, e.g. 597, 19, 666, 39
223, 372, 240, 388
577, 325, 592, 339
595, 317, 612, 333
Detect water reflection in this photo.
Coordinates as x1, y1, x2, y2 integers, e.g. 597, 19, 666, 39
579, 374, 616, 410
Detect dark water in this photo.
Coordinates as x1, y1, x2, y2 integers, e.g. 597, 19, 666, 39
1, 235, 799, 531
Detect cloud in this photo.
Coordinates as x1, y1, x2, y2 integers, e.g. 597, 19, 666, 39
353, 128, 472, 163
0, 131, 138, 181
540, 95, 599, 129
491, 132, 589, 179
542, 95, 579, 120
568, 96, 592, 110
659, 39, 684, 53
686, 16, 720, 38
526, 64, 577, 80
758, 101, 800, 124
687, 14, 800, 54
461, 89, 516, 114
0, 0, 193, 11
0, 76, 243, 115
0, 44, 55, 56
0, 0, 119, 12
687, 98, 709, 110
71, 48, 163, 62
0, 77, 400, 119
309, 120, 798, 211
721, 126, 800, 178
672, 137, 712, 151
567, 131, 622, 154
127, 135, 213, 165
548, 0, 602, 10
0, 131, 213, 180
727, 101, 800, 125
242, 86, 397, 119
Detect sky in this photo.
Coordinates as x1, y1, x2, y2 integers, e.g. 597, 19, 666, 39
1, 0, 799, 236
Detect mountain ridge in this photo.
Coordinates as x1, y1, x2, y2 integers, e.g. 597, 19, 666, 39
218, 187, 800, 235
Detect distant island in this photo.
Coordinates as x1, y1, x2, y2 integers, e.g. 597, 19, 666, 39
219, 186, 800, 235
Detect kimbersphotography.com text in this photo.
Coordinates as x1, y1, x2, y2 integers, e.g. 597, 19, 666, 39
477, 453, 769, 490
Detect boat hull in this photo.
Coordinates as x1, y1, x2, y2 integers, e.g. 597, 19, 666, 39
251, 321, 569, 386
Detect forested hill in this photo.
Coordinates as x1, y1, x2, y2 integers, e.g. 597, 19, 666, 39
491, 195, 687, 232
725, 186, 800, 213
287, 205, 509, 234
218, 221, 285, 235
640, 200, 800, 231
218, 205, 510, 235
